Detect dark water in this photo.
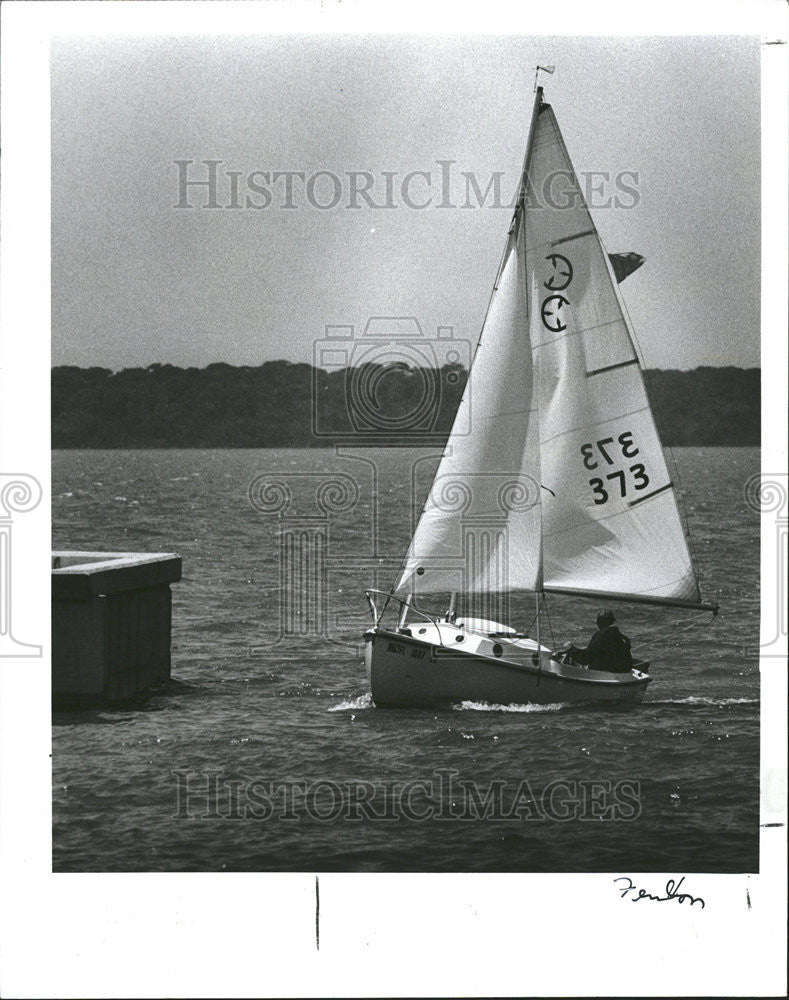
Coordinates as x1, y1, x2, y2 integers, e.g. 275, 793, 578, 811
52, 447, 759, 872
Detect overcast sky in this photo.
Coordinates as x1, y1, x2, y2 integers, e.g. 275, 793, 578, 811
51, 33, 760, 371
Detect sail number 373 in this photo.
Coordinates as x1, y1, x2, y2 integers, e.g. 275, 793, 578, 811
581, 432, 649, 505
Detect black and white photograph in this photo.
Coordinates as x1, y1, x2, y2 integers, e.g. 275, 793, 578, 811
0, 1, 786, 997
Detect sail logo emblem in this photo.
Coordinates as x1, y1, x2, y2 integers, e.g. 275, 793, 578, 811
541, 294, 569, 332
541, 253, 573, 332
544, 253, 573, 290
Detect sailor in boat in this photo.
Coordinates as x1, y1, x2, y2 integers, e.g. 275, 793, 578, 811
561, 610, 634, 673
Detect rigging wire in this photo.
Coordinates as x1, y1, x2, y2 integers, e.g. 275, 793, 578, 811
541, 592, 557, 649
523, 604, 539, 636
376, 92, 543, 628
630, 610, 718, 652
629, 612, 706, 639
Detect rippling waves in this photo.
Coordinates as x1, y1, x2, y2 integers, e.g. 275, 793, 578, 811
52, 447, 760, 872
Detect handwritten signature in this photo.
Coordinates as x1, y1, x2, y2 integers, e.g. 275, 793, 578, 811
613, 876, 705, 908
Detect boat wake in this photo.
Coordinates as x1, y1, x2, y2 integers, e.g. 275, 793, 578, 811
646, 696, 758, 707
452, 700, 568, 713
329, 693, 374, 712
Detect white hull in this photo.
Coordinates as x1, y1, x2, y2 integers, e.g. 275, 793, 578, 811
365, 622, 651, 708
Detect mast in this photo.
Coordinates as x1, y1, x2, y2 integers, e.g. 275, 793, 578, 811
511, 87, 544, 246
467, 86, 544, 351
522, 86, 546, 655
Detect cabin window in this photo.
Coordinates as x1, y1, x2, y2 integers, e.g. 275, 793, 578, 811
455, 635, 464, 643
492, 643, 503, 657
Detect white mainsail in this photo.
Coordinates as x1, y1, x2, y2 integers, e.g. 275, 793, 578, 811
395, 89, 708, 611
526, 101, 702, 607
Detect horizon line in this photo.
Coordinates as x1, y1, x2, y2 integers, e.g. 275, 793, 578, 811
51, 360, 762, 374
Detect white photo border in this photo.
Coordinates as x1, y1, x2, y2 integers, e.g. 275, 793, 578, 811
1, 2, 786, 997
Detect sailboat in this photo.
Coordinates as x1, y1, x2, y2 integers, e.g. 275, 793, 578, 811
363, 80, 718, 707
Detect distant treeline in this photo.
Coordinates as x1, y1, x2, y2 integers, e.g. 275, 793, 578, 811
52, 362, 760, 448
